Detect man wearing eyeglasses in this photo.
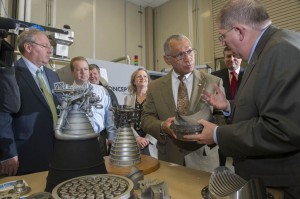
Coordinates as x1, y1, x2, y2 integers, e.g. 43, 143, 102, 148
184, 0, 300, 198
142, 34, 225, 168
0, 29, 61, 176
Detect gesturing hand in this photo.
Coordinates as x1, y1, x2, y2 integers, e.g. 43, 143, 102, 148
201, 84, 229, 111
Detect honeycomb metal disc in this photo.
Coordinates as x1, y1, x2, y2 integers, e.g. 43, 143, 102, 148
52, 174, 134, 199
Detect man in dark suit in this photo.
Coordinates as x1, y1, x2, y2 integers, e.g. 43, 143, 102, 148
211, 47, 244, 166
142, 34, 224, 167
212, 47, 244, 101
0, 61, 20, 174
0, 29, 61, 176
184, 0, 300, 198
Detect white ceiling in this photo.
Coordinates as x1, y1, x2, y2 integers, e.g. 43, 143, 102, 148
127, 0, 169, 8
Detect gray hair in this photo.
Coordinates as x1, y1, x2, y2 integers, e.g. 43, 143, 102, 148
163, 34, 191, 55
217, 0, 271, 31
17, 28, 47, 54
89, 64, 100, 73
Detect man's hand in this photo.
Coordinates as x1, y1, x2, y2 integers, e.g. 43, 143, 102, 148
136, 137, 150, 149
202, 84, 229, 111
183, 119, 217, 145
0, 156, 19, 176
161, 117, 176, 138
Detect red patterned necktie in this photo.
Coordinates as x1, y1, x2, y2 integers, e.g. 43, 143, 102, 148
177, 75, 189, 115
230, 71, 237, 99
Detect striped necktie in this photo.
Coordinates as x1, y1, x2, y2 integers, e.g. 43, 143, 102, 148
36, 69, 58, 126
177, 75, 189, 115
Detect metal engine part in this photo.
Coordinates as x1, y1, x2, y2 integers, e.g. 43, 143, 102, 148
52, 174, 134, 199
201, 166, 274, 199
171, 103, 212, 141
8, 180, 31, 196
138, 179, 170, 199
53, 82, 102, 140
127, 167, 144, 190
109, 105, 141, 166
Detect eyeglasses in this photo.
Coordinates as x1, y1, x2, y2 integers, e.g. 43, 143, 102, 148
166, 48, 196, 61
30, 41, 53, 51
218, 27, 235, 42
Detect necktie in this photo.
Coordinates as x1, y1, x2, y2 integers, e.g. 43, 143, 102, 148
177, 75, 189, 115
36, 69, 58, 126
230, 71, 237, 99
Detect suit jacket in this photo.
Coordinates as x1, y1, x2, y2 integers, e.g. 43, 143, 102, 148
0, 66, 20, 161
218, 26, 300, 187
6, 58, 61, 174
142, 69, 224, 165
211, 67, 244, 100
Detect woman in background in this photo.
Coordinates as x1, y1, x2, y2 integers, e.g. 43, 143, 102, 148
124, 68, 151, 155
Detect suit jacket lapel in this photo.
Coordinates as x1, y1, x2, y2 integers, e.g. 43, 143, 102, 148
189, 70, 206, 114
232, 25, 278, 116
15, 59, 52, 112
161, 72, 176, 113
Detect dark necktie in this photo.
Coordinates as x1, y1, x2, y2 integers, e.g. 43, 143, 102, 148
230, 71, 237, 99
36, 69, 58, 126
177, 75, 189, 115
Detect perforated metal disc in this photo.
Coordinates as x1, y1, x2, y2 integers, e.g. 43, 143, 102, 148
52, 174, 134, 199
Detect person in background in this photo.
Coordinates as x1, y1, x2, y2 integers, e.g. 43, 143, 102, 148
71, 56, 117, 157
89, 64, 118, 107
142, 34, 224, 167
124, 68, 153, 156
212, 47, 244, 101
0, 28, 61, 175
211, 46, 244, 166
0, 61, 20, 175
184, 0, 300, 198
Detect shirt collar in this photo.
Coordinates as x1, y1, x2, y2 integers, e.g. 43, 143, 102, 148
248, 24, 271, 64
22, 56, 45, 76
228, 66, 240, 75
172, 70, 192, 81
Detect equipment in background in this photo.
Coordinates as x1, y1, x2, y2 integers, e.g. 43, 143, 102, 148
0, 18, 15, 67
49, 25, 74, 59
0, 17, 74, 60
45, 82, 107, 193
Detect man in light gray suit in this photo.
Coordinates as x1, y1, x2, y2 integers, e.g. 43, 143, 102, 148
184, 0, 300, 198
142, 34, 224, 166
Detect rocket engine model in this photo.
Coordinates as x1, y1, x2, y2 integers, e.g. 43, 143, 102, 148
45, 82, 107, 192
109, 105, 141, 166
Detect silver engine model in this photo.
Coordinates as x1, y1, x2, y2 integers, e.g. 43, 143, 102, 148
53, 82, 102, 140
109, 105, 141, 166
201, 166, 274, 199
45, 82, 107, 193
